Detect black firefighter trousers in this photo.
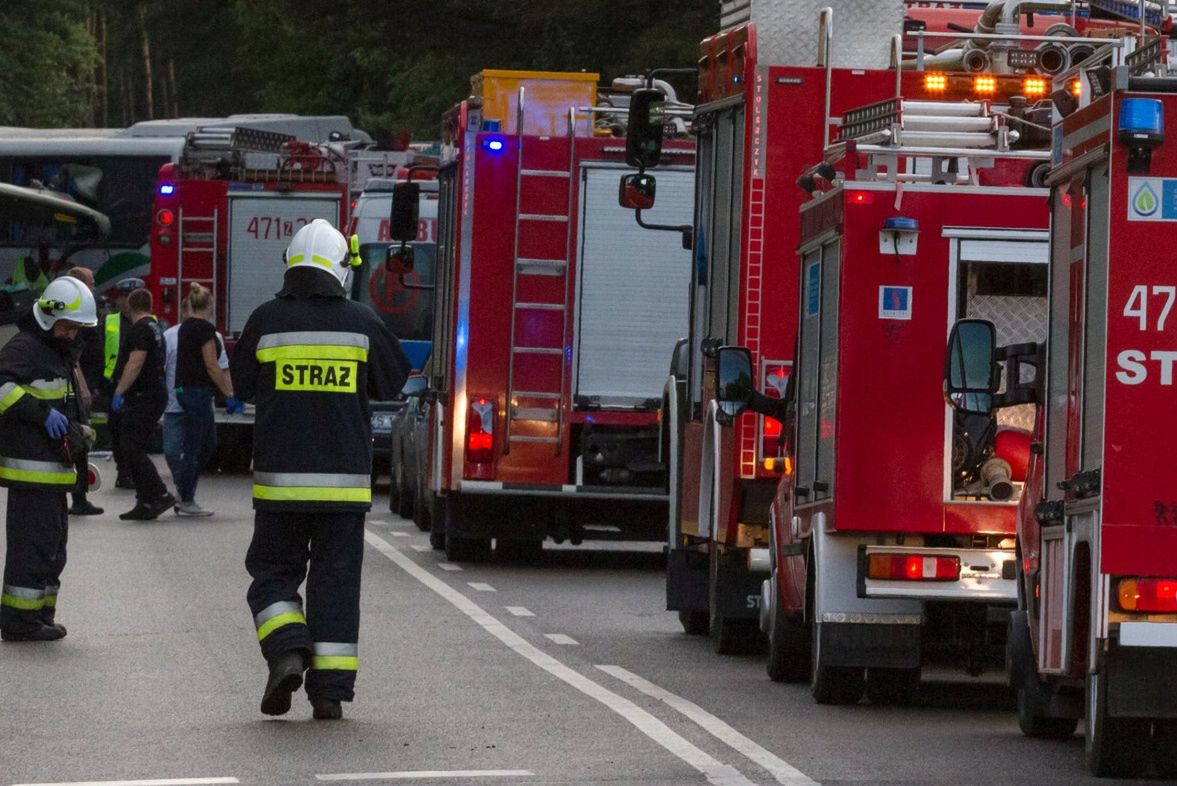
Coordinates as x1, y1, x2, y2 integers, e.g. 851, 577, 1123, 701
245, 509, 364, 702
1, 488, 68, 634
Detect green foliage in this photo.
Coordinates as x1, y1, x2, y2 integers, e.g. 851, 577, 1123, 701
0, 1, 99, 126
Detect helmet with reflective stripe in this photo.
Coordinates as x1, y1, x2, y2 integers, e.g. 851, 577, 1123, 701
284, 219, 354, 288
35, 276, 98, 330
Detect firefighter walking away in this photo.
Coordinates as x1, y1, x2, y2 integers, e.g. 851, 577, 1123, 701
231, 218, 409, 719
0, 277, 98, 641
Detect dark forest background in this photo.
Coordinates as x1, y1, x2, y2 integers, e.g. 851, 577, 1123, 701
1, 1, 718, 139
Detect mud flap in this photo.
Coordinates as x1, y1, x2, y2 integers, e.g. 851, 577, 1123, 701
817, 621, 920, 670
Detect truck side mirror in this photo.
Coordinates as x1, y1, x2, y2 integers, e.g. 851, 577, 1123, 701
625, 87, 666, 169
944, 319, 997, 415
715, 346, 755, 421
619, 173, 656, 210
386, 243, 414, 274
390, 182, 420, 242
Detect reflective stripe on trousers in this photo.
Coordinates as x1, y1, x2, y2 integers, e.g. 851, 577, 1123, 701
312, 641, 358, 671
1, 584, 45, 611
252, 472, 371, 504
0, 457, 76, 486
254, 600, 307, 641
43, 583, 59, 608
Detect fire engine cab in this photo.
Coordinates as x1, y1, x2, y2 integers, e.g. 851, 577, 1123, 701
415, 70, 696, 561
962, 49, 1177, 778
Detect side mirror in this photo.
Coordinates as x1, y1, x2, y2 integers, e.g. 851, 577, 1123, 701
390, 182, 420, 242
625, 87, 666, 169
386, 243, 414, 274
944, 319, 997, 415
619, 173, 656, 210
715, 346, 755, 421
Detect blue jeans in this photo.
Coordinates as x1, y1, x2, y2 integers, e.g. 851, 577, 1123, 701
175, 387, 217, 503
163, 412, 184, 489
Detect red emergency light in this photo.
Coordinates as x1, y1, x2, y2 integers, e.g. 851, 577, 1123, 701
868, 554, 961, 582
1117, 578, 1177, 613
466, 397, 496, 464
156, 209, 175, 227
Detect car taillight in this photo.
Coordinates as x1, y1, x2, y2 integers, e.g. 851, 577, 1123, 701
762, 416, 782, 460
1117, 578, 1177, 613
868, 554, 961, 582
466, 397, 495, 464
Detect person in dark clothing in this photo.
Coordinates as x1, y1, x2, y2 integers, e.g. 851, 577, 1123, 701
66, 266, 103, 516
173, 283, 242, 516
0, 276, 97, 641
110, 288, 174, 520
104, 278, 142, 489
232, 219, 409, 720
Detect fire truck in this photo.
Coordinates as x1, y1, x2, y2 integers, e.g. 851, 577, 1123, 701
971, 56, 1177, 778
416, 70, 696, 561
149, 126, 351, 466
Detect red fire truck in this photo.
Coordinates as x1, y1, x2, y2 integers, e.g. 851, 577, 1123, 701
149, 127, 351, 465
976, 61, 1177, 778
418, 71, 696, 561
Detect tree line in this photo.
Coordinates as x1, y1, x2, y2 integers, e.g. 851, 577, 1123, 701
1, 1, 717, 141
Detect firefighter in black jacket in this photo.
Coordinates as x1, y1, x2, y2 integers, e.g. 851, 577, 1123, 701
0, 276, 98, 641
232, 219, 409, 720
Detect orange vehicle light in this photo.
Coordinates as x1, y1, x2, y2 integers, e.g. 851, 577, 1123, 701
1118, 579, 1177, 613
1071, 78, 1082, 99
924, 73, 948, 93
974, 75, 997, 95
1022, 77, 1048, 98
868, 554, 961, 582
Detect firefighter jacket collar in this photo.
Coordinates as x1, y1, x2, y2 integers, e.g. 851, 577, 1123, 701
275, 266, 345, 300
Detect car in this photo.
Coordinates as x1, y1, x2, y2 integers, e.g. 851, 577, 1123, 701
389, 378, 432, 531
371, 374, 427, 479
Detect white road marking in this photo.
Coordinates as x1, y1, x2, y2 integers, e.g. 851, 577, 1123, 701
437, 563, 463, 571
367, 520, 389, 526
544, 634, 579, 646
410, 544, 431, 552
364, 530, 758, 786
598, 665, 817, 785
467, 582, 496, 592
13, 779, 240, 786
317, 772, 532, 782
389, 531, 409, 538
505, 606, 535, 617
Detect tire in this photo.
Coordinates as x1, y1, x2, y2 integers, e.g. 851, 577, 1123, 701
1152, 720, 1177, 778
1085, 669, 1149, 777
678, 610, 709, 636
810, 624, 865, 705
411, 481, 431, 532
708, 544, 762, 655
429, 528, 446, 551
1016, 683, 1078, 739
1008, 610, 1078, 739
388, 467, 401, 514
765, 573, 810, 683
395, 469, 415, 519
865, 667, 921, 706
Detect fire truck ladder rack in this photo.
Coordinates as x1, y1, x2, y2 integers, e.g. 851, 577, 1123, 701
836, 98, 1050, 182
1088, 0, 1167, 27
177, 207, 218, 319
503, 91, 578, 456
181, 126, 340, 183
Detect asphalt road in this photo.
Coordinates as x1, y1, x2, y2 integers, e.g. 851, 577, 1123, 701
0, 464, 1139, 785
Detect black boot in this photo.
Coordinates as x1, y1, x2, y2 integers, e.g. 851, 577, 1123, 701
69, 498, 104, 516
1, 624, 66, 642
260, 652, 306, 716
311, 697, 343, 720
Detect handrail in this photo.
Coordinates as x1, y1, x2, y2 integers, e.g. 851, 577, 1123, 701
819, 6, 833, 148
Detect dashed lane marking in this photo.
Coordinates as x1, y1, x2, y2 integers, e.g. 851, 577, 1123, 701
467, 582, 496, 592
317, 771, 533, 782
12, 779, 240, 786
410, 544, 431, 552
389, 531, 409, 537
505, 606, 535, 617
437, 563, 463, 571
367, 520, 389, 526
544, 634, 579, 646
597, 665, 817, 785
364, 530, 758, 786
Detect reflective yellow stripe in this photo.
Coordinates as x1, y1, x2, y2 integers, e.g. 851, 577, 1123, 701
287, 253, 338, 270
1, 594, 44, 611
104, 314, 120, 379
0, 383, 25, 413
256, 345, 368, 363
312, 655, 358, 671
21, 378, 69, 400
256, 611, 307, 641
253, 484, 372, 503
0, 458, 76, 486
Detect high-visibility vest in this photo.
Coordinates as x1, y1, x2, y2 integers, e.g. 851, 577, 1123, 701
11, 260, 48, 292
103, 312, 121, 380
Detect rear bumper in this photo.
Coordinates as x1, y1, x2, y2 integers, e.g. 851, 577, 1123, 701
857, 545, 1017, 603
459, 479, 667, 501
1106, 635, 1177, 718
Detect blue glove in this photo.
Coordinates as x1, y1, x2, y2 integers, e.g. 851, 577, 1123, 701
225, 395, 245, 415
110, 393, 125, 413
45, 408, 68, 439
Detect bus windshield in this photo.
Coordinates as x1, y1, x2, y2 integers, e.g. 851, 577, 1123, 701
354, 241, 436, 349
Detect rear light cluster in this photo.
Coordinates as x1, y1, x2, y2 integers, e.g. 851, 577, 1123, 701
466, 397, 495, 464
1117, 578, 1177, 613
868, 554, 961, 582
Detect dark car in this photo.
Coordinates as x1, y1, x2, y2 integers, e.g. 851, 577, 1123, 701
389, 378, 432, 530
371, 374, 427, 476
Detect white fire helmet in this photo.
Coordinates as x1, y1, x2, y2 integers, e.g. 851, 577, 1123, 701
284, 218, 359, 289
35, 276, 98, 330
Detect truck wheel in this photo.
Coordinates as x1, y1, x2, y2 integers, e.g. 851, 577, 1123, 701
1152, 721, 1177, 777
1085, 669, 1148, 777
766, 573, 810, 682
865, 668, 920, 706
708, 544, 762, 655
810, 626, 864, 705
678, 610, 709, 635
1008, 610, 1078, 739
429, 528, 446, 551
388, 467, 401, 514
411, 480, 431, 532
397, 479, 415, 519
1016, 684, 1078, 739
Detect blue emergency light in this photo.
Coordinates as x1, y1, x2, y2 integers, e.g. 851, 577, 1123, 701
159, 183, 175, 196
1119, 98, 1164, 144
482, 138, 505, 152
883, 216, 919, 232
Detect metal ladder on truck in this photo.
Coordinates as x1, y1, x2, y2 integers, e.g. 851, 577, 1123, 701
176, 209, 218, 321
503, 90, 579, 456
